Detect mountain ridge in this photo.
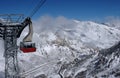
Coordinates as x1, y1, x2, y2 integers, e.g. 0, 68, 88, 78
0, 20, 120, 78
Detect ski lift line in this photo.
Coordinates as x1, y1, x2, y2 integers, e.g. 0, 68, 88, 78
29, 0, 46, 18
29, 0, 46, 17
20, 61, 58, 77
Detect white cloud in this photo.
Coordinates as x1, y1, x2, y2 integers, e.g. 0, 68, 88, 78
32, 15, 77, 33
105, 16, 120, 29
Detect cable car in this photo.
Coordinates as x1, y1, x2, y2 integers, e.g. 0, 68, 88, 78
19, 17, 36, 53
20, 42, 36, 53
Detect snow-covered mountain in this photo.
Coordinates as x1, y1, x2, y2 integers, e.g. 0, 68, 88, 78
86, 41, 120, 78
0, 20, 120, 78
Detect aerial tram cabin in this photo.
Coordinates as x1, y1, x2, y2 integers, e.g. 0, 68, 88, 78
20, 18, 36, 53
20, 42, 36, 53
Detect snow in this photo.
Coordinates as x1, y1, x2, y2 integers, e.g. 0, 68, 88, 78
0, 20, 120, 77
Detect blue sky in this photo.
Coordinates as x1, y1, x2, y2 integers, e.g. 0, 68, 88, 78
0, 0, 120, 21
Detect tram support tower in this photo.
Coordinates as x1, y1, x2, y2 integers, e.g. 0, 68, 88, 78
0, 14, 32, 78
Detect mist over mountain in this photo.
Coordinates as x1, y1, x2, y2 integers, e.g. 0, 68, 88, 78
103, 16, 120, 29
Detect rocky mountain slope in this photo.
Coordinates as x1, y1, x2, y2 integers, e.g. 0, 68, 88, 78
0, 20, 120, 78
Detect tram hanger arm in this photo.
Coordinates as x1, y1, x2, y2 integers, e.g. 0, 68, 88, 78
17, 17, 32, 38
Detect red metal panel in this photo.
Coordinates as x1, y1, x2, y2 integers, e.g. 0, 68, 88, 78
20, 48, 36, 53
